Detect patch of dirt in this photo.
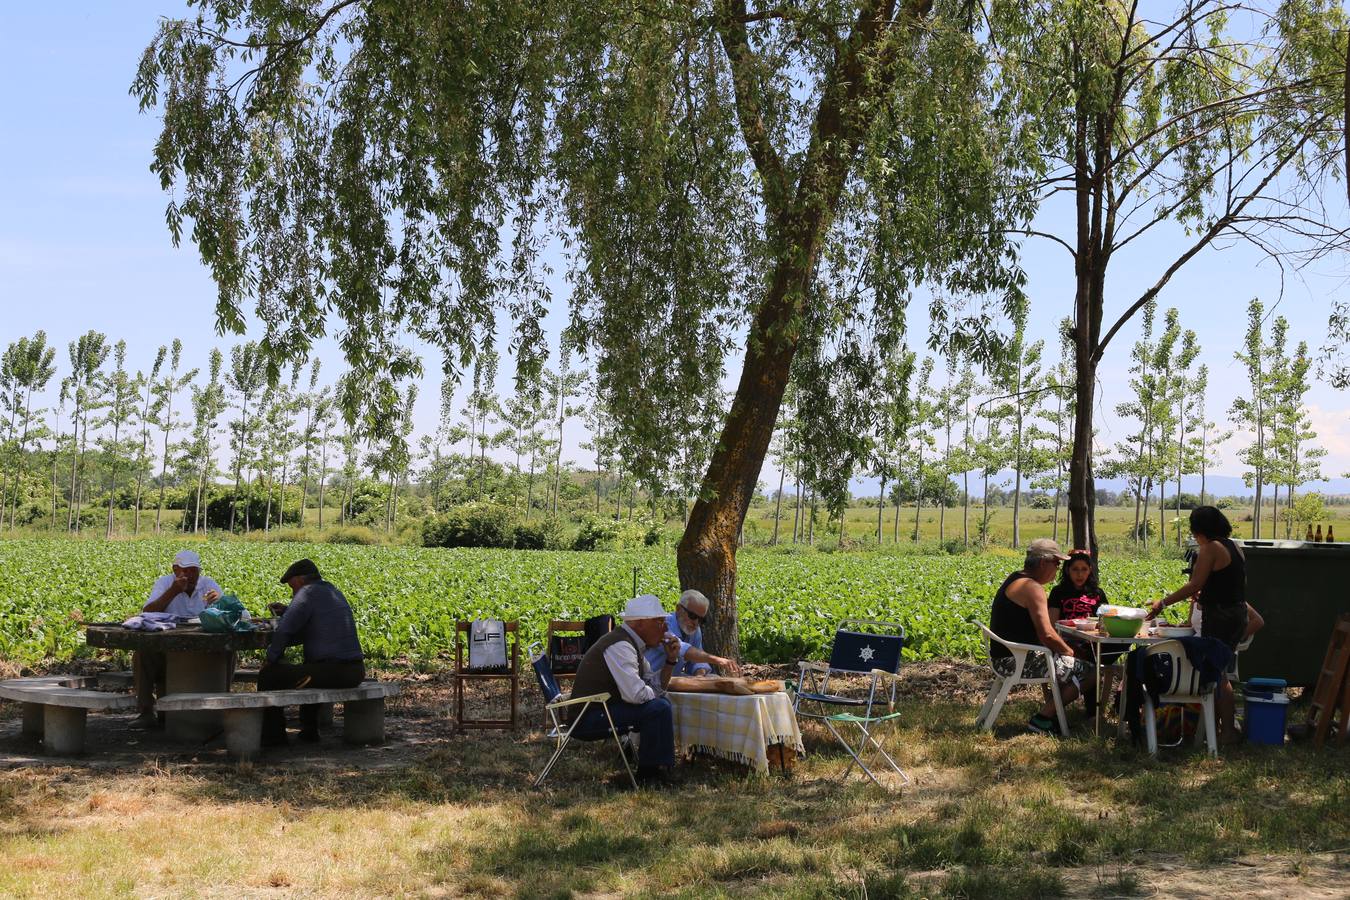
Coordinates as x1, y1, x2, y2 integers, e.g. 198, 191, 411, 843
1058, 852, 1350, 898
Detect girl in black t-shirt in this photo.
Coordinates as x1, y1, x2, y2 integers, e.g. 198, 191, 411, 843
1047, 551, 1114, 714
1047, 551, 1107, 623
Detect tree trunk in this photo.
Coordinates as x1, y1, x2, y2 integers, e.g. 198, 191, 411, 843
677, 0, 932, 656
893, 486, 902, 542
66, 405, 81, 532
525, 450, 535, 520
10, 390, 34, 530
808, 489, 817, 545
876, 474, 886, 544
792, 453, 803, 543
962, 470, 969, 547
912, 453, 923, 541
50, 449, 59, 530
772, 458, 786, 545
156, 402, 173, 533
1068, 337, 1099, 556
1012, 408, 1022, 548
106, 418, 123, 538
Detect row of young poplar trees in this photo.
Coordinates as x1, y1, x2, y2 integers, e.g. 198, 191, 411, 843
764, 300, 1326, 549
0, 299, 1329, 544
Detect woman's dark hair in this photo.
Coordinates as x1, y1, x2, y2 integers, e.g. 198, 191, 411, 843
1189, 505, 1233, 540
1058, 551, 1099, 593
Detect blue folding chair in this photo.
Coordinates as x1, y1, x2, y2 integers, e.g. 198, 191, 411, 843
792, 619, 909, 788
529, 647, 637, 790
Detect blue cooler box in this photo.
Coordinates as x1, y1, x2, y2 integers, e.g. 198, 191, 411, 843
1244, 677, 1289, 746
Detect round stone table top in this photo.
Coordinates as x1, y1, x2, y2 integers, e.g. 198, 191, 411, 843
85, 623, 273, 653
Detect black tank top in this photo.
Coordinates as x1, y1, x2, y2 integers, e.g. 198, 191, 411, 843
1199, 537, 1246, 609
990, 570, 1041, 660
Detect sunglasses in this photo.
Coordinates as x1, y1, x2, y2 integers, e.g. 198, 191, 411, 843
678, 604, 706, 623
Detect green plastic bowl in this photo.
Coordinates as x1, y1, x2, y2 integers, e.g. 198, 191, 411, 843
1101, 614, 1144, 638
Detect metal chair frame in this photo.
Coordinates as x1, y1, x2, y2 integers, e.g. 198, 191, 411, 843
792, 619, 909, 789
529, 647, 637, 790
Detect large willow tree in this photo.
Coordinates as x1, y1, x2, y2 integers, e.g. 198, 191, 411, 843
135, 0, 1029, 654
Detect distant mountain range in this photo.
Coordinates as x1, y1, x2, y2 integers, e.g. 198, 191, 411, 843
843, 471, 1350, 499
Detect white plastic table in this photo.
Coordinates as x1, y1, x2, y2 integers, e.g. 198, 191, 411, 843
1055, 621, 1174, 736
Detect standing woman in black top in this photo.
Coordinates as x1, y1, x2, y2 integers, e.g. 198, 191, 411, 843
1147, 506, 1248, 742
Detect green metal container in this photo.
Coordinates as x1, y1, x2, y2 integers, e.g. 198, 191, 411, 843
1234, 539, 1350, 687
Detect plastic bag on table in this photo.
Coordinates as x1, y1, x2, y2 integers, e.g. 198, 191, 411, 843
199, 594, 256, 633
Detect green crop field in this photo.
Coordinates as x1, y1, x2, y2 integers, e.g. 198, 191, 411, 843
0, 538, 1183, 666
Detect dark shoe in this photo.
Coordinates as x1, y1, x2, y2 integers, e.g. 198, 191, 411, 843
1026, 714, 1059, 736
129, 711, 161, 731
298, 729, 321, 744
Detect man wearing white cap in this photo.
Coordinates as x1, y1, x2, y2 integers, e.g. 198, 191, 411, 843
131, 549, 224, 728
568, 594, 678, 785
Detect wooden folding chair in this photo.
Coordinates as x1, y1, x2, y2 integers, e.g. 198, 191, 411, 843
453, 620, 520, 730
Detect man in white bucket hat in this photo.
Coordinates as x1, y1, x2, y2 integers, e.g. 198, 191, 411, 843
131, 549, 225, 728
567, 594, 677, 785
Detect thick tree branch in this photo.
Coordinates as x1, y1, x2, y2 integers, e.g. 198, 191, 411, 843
714, 0, 790, 217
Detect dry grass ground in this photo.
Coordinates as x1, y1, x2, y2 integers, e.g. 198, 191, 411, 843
0, 662, 1346, 899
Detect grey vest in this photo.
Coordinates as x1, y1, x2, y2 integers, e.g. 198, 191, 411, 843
568, 625, 649, 720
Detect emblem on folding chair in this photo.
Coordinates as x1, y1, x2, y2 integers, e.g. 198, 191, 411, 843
858, 645, 875, 662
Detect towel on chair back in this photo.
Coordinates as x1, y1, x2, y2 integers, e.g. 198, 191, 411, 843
469, 619, 508, 670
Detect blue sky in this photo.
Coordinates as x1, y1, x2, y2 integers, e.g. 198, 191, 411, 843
2, 3, 1348, 490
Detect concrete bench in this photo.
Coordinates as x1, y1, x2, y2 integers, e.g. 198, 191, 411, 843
155, 681, 399, 758
0, 676, 137, 755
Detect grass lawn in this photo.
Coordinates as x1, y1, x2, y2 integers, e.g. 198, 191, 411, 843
0, 663, 1345, 898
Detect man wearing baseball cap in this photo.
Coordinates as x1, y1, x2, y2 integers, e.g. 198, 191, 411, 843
258, 558, 365, 746
567, 594, 677, 786
132, 549, 225, 728
987, 538, 1090, 735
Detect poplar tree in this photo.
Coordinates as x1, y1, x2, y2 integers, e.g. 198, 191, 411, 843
226, 342, 266, 532
152, 340, 197, 533
62, 331, 110, 532
4, 333, 56, 529
132, 347, 167, 534
100, 341, 142, 538
1231, 300, 1277, 538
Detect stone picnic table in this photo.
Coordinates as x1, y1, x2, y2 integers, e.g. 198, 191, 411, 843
85, 623, 273, 741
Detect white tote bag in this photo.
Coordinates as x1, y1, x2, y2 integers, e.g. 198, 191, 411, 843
468, 619, 508, 670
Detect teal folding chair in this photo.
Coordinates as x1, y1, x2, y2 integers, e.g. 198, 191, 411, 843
791, 619, 909, 789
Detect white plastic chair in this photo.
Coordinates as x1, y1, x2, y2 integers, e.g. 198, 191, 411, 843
1140, 640, 1218, 758
973, 622, 1069, 737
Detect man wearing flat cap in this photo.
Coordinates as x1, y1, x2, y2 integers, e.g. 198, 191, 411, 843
987, 538, 1090, 735
568, 594, 678, 786
259, 558, 365, 746
132, 549, 224, 728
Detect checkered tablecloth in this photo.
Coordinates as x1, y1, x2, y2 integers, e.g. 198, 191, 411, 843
668, 690, 804, 774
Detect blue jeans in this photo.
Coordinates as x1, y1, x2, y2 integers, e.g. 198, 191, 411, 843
574, 696, 675, 768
